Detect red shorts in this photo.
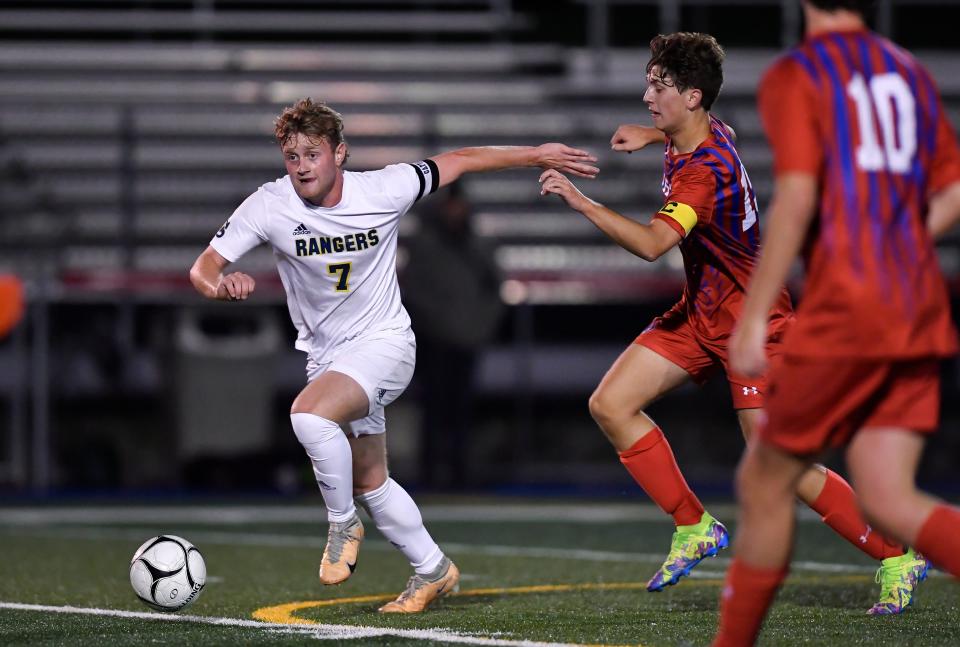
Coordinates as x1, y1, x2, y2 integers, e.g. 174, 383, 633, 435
635, 302, 788, 410
761, 356, 942, 457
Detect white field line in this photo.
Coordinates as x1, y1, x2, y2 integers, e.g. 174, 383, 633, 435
0, 503, 823, 525
0, 601, 588, 646
0, 525, 883, 576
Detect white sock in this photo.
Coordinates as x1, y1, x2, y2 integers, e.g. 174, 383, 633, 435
290, 413, 356, 523
355, 478, 443, 574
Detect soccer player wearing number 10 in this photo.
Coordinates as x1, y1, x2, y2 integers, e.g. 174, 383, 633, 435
542, 31, 928, 614
189, 98, 599, 613
715, 1, 960, 644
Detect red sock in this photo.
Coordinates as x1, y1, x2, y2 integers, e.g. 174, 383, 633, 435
808, 469, 905, 561
618, 427, 704, 526
915, 504, 960, 578
712, 558, 788, 647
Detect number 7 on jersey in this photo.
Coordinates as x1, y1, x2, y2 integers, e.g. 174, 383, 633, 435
328, 262, 352, 292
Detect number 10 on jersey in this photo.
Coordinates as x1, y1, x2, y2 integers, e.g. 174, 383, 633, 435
847, 72, 916, 174
328, 263, 352, 292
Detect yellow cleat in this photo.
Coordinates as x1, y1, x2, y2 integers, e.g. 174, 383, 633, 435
319, 514, 364, 585
379, 558, 460, 613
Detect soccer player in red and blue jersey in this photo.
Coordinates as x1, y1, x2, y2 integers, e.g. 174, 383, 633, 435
715, 1, 960, 644
542, 31, 926, 612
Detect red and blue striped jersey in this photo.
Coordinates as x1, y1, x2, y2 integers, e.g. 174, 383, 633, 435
758, 29, 960, 358
654, 114, 794, 342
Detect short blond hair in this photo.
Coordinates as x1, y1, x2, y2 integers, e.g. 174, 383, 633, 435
274, 98, 348, 159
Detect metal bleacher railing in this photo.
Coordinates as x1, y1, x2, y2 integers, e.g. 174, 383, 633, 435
575, 0, 960, 76
0, 35, 682, 302
0, 0, 527, 38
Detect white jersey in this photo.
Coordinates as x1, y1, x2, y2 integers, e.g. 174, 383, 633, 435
209, 161, 438, 360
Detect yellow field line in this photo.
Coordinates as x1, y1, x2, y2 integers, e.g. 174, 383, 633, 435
252, 581, 658, 624
252, 574, 871, 640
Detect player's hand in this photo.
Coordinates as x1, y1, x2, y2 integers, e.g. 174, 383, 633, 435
534, 143, 599, 179
610, 124, 665, 153
539, 169, 594, 212
730, 315, 768, 378
217, 272, 256, 301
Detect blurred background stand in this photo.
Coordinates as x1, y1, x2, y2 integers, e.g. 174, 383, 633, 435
175, 307, 280, 470
403, 181, 505, 489
0, 0, 957, 495
0, 275, 27, 488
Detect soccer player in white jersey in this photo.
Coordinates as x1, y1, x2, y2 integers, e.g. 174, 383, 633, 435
189, 98, 599, 613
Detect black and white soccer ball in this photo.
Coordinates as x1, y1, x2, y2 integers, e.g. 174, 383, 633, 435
129, 535, 206, 612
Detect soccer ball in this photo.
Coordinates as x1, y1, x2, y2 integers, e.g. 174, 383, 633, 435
129, 535, 206, 612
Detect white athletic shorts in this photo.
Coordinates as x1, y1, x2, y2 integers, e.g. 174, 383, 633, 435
305, 327, 416, 437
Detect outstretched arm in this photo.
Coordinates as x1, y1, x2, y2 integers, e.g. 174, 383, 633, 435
609, 122, 734, 154
730, 173, 817, 377
429, 143, 598, 189
189, 245, 256, 301
539, 169, 681, 262
610, 124, 666, 153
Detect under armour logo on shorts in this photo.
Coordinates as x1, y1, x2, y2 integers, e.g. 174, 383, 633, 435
742, 386, 759, 396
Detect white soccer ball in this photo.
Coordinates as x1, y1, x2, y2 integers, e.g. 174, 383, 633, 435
129, 535, 206, 612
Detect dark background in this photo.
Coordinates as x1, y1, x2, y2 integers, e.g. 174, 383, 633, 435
1, 0, 959, 498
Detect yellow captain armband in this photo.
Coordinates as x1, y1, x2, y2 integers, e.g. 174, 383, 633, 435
657, 201, 698, 235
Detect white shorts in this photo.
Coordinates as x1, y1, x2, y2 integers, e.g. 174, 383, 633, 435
305, 328, 416, 437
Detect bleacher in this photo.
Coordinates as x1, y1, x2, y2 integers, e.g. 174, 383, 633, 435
3, 0, 960, 491
2, 0, 960, 306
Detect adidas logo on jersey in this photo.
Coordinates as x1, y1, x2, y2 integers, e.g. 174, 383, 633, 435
292, 223, 312, 236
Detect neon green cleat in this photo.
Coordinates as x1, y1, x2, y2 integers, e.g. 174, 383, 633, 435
867, 548, 929, 615
647, 511, 729, 592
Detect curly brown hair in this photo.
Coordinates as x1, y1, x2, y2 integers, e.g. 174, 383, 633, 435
646, 32, 725, 111
805, 0, 873, 14
274, 98, 348, 159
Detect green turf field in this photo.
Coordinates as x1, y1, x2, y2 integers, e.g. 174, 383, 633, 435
1, 500, 958, 646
